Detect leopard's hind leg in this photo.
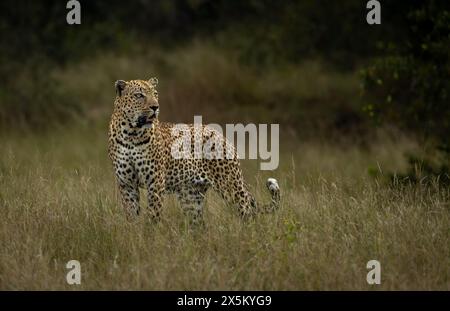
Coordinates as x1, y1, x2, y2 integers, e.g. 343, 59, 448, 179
176, 181, 209, 226
211, 161, 280, 219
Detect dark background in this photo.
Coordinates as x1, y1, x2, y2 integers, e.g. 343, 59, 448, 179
0, 0, 449, 180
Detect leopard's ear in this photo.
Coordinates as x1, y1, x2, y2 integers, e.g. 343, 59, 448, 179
115, 80, 127, 96
148, 77, 158, 87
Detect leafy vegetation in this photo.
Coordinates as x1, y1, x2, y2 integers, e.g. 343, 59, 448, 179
362, 0, 450, 183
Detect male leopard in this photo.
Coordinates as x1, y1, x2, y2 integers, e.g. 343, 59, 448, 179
108, 78, 280, 224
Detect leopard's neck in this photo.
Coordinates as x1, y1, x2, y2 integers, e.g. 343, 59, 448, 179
109, 115, 159, 147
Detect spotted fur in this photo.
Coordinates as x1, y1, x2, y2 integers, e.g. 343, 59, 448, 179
108, 79, 280, 224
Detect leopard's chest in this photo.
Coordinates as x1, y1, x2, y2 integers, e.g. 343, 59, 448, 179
110, 138, 159, 184
127, 146, 159, 187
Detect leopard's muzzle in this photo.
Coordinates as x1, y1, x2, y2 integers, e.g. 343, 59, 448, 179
136, 114, 153, 128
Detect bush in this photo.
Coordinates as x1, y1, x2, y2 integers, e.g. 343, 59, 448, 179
362, 0, 450, 181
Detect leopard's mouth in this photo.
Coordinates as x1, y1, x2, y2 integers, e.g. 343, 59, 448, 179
136, 115, 154, 128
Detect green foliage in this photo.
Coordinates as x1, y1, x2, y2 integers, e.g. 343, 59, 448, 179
214, 1, 384, 69
0, 1, 386, 68
362, 1, 449, 143
362, 0, 450, 181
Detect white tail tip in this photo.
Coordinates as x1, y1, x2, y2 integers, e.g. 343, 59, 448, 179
266, 178, 279, 192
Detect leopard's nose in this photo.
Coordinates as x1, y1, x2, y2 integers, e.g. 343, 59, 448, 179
150, 106, 159, 113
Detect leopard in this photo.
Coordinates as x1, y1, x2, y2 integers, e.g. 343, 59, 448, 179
108, 78, 280, 225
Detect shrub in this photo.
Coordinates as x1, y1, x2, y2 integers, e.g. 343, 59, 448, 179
362, 0, 450, 182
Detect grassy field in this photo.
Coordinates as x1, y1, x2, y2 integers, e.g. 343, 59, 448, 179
0, 120, 449, 290
0, 46, 448, 290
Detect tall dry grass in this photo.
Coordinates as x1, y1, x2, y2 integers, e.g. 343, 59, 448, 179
0, 44, 448, 290
0, 122, 448, 290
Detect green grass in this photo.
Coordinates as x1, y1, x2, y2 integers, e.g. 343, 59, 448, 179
0, 121, 448, 290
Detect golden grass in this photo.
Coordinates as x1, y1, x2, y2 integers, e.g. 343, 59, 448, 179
0, 44, 448, 289
0, 121, 448, 290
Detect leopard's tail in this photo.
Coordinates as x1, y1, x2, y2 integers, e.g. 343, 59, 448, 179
219, 175, 280, 218
257, 178, 281, 213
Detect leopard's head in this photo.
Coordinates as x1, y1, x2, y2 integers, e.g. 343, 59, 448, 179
113, 78, 159, 129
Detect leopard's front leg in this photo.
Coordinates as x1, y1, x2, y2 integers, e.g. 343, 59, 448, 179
146, 172, 165, 221
111, 154, 141, 220
117, 179, 140, 220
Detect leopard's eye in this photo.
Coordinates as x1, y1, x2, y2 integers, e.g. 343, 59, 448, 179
134, 93, 145, 99
154, 91, 158, 97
